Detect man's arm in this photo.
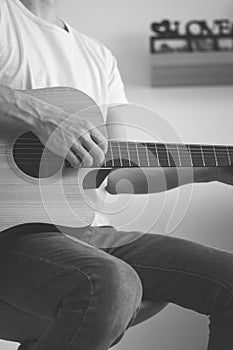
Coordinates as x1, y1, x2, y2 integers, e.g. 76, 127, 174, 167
0, 85, 40, 131
0, 85, 107, 167
106, 164, 216, 194
105, 105, 227, 195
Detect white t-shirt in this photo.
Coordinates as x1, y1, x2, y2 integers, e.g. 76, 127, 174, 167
0, 0, 128, 226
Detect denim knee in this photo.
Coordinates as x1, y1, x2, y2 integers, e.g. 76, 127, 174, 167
59, 257, 143, 348
92, 257, 143, 323
96, 258, 143, 345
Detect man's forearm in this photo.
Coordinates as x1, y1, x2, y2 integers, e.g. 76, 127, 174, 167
0, 85, 107, 167
0, 85, 39, 131
0, 85, 67, 133
106, 167, 216, 195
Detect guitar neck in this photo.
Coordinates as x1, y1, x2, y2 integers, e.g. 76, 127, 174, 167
102, 141, 233, 168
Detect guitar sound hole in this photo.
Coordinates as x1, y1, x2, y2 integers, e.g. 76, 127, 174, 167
13, 132, 66, 179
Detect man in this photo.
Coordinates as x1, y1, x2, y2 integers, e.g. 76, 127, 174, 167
0, 1, 233, 349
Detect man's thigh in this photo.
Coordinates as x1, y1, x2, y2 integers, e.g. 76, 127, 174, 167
0, 300, 48, 343
92, 227, 233, 316
0, 225, 129, 343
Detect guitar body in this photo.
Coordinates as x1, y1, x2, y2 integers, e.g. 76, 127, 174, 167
0, 87, 105, 232
1, 87, 232, 233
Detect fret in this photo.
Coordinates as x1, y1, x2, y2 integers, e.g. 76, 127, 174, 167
202, 145, 216, 167
135, 142, 140, 166
226, 147, 231, 166
153, 144, 159, 166
147, 143, 160, 167
165, 144, 178, 167
177, 144, 192, 167
189, 145, 204, 167
156, 143, 169, 167
227, 146, 233, 165
127, 142, 140, 166
165, 145, 171, 167
200, 146, 206, 166
117, 141, 123, 167
187, 145, 193, 167
104, 143, 114, 167
230, 147, 233, 165
215, 146, 231, 167
109, 143, 114, 167
137, 143, 149, 167
176, 144, 182, 167
213, 146, 218, 166
119, 142, 131, 167
126, 142, 131, 167
166, 144, 178, 167
145, 144, 150, 166
109, 141, 121, 167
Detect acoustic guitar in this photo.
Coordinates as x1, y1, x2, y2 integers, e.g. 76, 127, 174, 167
0, 87, 232, 232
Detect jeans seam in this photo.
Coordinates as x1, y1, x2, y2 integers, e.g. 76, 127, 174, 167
1, 249, 86, 274
87, 227, 95, 245
88, 226, 97, 245
130, 263, 233, 297
69, 273, 93, 347
2, 248, 94, 347
0, 298, 52, 321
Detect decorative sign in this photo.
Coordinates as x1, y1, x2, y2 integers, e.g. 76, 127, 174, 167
150, 19, 233, 54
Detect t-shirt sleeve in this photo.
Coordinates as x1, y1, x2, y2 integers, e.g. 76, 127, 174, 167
107, 54, 128, 105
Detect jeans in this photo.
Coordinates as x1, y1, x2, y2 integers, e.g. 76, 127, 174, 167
0, 223, 233, 350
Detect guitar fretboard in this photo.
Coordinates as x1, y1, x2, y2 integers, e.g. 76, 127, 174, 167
102, 141, 233, 168
13, 133, 233, 170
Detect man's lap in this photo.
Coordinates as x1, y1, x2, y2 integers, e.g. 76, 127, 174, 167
96, 226, 233, 313
0, 223, 233, 344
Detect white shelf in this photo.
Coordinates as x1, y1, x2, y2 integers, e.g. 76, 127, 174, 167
151, 51, 233, 86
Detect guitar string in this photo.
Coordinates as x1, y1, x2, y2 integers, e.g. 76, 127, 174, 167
12, 150, 233, 157
13, 144, 233, 152
13, 143, 233, 153
13, 143, 233, 149
12, 141, 233, 166
14, 137, 233, 144
13, 141, 233, 151
14, 138, 233, 146
10, 154, 232, 164
13, 149, 233, 155
8, 163, 231, 167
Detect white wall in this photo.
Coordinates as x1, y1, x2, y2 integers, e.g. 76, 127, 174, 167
58, 0, 233, 86
3, 1, 233, 349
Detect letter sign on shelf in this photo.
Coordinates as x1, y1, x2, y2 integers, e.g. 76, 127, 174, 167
150, 19, 233, 54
